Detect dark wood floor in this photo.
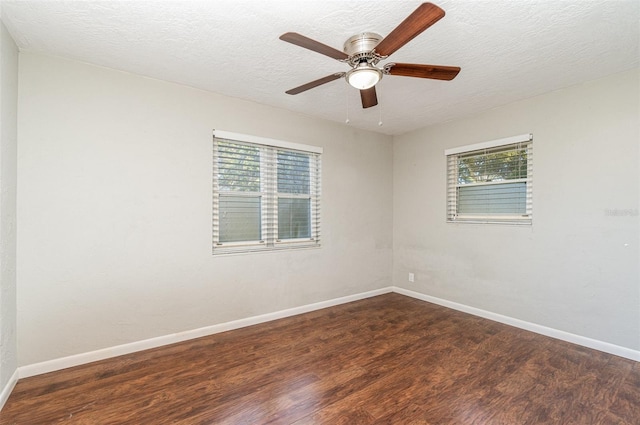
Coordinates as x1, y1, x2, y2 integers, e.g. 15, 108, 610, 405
1, 293, 638, 424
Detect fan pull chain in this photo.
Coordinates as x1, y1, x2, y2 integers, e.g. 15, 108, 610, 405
345, 82, 350, 124
378, 84, 383, 127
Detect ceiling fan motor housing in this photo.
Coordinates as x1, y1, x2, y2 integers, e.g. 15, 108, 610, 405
343, 32, 384, 64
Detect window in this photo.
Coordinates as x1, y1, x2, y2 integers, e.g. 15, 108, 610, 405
213, 130, 321, 254
445, 134, 532, 224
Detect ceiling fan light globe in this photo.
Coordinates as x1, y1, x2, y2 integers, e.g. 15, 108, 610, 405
346, 67, 382, 90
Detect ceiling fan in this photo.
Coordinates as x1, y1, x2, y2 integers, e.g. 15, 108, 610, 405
279, 2, 460, 109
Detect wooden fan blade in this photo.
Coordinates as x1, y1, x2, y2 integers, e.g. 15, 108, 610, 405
285, 73, 345, 95
280, 32, 349, 60
386, 63, 461, 80
374, 3, 445, 57
360, 87, 378, 108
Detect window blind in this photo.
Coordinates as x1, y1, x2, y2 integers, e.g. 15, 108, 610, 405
213, 132, 321, 254
446, 134, 532, 224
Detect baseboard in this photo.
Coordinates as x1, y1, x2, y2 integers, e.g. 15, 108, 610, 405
16, 284, 639, 381
0, 369, 19, 410
393, 286, 640, 362
18, 287, 394, 379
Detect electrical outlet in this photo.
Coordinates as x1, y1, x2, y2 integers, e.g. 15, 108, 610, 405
408, 272, 415, 282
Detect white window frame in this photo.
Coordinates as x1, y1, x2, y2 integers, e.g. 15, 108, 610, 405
445, 133, 533, 225
213, 130, 322, 255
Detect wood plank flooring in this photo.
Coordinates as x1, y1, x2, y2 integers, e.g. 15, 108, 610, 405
1, 293, 638, 424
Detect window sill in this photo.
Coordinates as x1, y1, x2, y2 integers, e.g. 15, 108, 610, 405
447, 219, 532, 226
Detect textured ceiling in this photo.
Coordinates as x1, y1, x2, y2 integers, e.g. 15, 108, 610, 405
2, 0, 639, 135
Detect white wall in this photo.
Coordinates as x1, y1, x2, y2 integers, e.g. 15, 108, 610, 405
393, 69, 640, 351
15, 50, 639, 368
16, 52, 393, 365
0, 20, 18, 395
